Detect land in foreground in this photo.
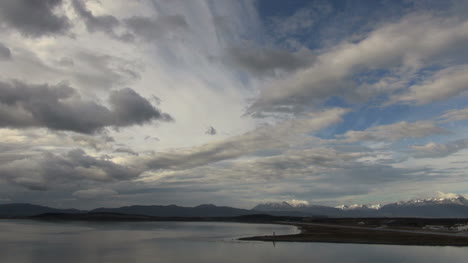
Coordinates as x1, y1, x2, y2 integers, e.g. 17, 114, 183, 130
240, 218, 468, 246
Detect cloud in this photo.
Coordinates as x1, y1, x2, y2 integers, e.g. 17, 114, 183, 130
71, 0, 189, 42
205, 126, 216, 135
435, 191, 467, 199
337, 121, 449, 143
138, 145, 424, 205
391, 65, 468, 104
0, 43, 12, 60
0, 0, 70, 37
145, 108, 348, 171
248, 14, 468, 115
0, 80, 172, 133
0, 128, 115, 154
109, 88, 173, 126
71, 0, 120, 35
226, 46, 314, 76
114, 147, 139, 156
73, 188, 117, 199
410, 139, 468, 158
70, 51, 141, 91
0, 149, 142, 191
124, 15, 188, 41
438, 107, 468, 123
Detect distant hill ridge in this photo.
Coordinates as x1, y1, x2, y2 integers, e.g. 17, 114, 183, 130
1, 194, 468, 218
91, 204, 253, 217
0, 203, 84, 217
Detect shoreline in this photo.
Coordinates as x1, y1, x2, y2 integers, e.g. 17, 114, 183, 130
239, 222, 468, 247
3, 213, 468, 246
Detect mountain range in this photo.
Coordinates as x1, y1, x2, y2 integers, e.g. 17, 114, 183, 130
253, 195, 468, 218
1, 195, 468, 218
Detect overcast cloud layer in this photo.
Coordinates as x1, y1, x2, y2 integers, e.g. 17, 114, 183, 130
0, 0, 468, 209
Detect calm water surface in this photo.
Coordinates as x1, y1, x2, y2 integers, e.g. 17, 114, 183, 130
0, 220, 467, 263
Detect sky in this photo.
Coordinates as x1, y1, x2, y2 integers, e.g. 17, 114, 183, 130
1, 0, 468, 209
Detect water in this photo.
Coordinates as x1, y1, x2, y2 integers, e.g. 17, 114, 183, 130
0, 220, 467, 263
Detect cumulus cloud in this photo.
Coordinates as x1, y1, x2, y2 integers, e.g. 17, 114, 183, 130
337, 121, 449, 143
410, 139, 468, 158
0, 80, 172, 133
0, 0, 70, 37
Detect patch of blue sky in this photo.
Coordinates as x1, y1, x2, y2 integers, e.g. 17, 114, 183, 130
256, 0, 419, 51
314, 93, 468, 141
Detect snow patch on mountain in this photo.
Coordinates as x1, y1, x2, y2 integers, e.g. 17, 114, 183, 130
335, 204, 382, 210
396, 193, 468, 206
289, 199, 310, 207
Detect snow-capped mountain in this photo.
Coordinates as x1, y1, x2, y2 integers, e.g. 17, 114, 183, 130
253, 202, 293, 211
393, 195, 468, 206
335, 204, 382, 210
252, 194, 468, 218
377, 194, 468, 217
253, 201, 307, 211
252, 201, 342, 217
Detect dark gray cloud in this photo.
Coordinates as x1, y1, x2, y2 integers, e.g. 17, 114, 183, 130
124, 15, 188, 41
205, 126, 216, 135
109, 88, 172, 126
0, 80, 173, 133
0, 43, 12, 60
114, 147, 139, 156
71, 0, 119, 34
0, 0, 70, 37
57, 57, 74, 67
226, 46, 314, 76
0, 149, 142, 191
